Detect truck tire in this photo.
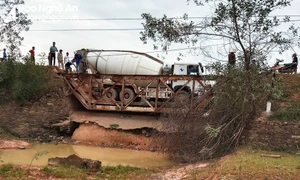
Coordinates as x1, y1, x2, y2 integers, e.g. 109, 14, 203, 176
103, 88, 118, 102
120, 88, 135, 104
175, 90, 189, 102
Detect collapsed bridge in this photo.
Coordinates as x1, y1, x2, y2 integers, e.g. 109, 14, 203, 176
61, 49, 213, 114
62, 73, 213, 113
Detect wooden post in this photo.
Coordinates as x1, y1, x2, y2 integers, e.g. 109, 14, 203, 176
155, 77, 159, 111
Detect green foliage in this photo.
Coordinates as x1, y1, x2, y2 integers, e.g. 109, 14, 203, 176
0, 61, 50, 104
37, 52, 48, 65
97, 165, 149, 179
0, 164, 25, 178
0, 126, 20, 138
160, 62, 285, 162
30, 151, 49, 168
0, 61, 16, 88
43, 165, 86, 178
109, 124, 120, 129
206, 62, 284, 101
271, 102, 300, 121
141, 0, 297, 70
42, 165, 151, 179
0, 0, 32, 58
0, 164, 13, 172
205, 124, 221, 138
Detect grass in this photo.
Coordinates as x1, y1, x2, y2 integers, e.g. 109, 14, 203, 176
0, 147, 299, 179
190, 146, 300, 180
0, 164, 26, 179
268, 74, 300, 122
0, 163, 155, 180
271, 101, 300, 121
0, 126, 19, 139
96, 165, 156, 179
42, 165, 155, 180
43, 165, 87, 179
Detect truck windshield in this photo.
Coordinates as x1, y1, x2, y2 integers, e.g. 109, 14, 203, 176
187, 65, 199, 75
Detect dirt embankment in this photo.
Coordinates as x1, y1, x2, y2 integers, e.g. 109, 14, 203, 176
248, 74, 300, 150
0, 75, 72, 143
250, 120, 300, 150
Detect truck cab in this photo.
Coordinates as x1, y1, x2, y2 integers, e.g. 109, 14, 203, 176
169, 62, 204, 97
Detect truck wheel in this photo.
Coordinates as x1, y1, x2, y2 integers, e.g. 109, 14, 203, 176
103, 88, 118, 102
120, 88, 135, 104
175, 90, 189, 102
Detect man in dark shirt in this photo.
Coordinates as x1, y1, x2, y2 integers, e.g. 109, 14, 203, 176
49, 42, 58, 66
292, 53, 298, 73
2, 48, 7, 62
228, 50, 236, 66
73, 52, 82, 73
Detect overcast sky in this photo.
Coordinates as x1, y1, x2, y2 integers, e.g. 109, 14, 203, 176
2, 0, 300, 68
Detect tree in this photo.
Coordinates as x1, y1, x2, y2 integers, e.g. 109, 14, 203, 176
37, 52, 48, 65
141, 0, 298, 70
0, 0, 32, 59
141, 0, 291, 161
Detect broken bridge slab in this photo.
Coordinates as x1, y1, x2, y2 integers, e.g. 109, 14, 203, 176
70, 111, 164, 131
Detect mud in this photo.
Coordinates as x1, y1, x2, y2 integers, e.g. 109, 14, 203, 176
71, 111, 163, 130
72, 123, 157, 151
0, 140, 31, 149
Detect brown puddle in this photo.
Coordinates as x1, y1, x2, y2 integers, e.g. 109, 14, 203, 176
0, 143, 173, 168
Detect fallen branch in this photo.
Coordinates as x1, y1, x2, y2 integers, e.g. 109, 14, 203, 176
260, 154, 281, 158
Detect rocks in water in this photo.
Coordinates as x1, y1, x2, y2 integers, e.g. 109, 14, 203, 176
48, 154, 101, 171
18, 146, 26, 149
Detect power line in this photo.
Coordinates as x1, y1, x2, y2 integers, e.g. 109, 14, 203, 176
29, 15, 300, 21
30, 17, 207, 21
29, 28, 144, 31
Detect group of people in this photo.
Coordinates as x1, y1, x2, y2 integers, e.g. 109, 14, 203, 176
1, 47, 35, 63
227, 49, 251, 66
1, 42, 82, 74
48, 42, 82, 73
227, 50, 298, 71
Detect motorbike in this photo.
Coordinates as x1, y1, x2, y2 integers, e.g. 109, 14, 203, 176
271, 59, 297, 74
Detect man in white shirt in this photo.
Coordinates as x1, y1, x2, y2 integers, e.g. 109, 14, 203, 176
57, 49, 64, 70
64, 52, 73, 73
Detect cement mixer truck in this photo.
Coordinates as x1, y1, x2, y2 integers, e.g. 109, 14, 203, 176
66, 49, 207, 112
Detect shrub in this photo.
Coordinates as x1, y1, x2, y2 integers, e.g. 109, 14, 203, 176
158, 62, 284, 162
271, 102, 300, 121
0, 61, 50, 104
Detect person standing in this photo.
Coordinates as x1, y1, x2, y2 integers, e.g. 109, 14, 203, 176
49, 42, 58, 66
57, 49, 64, 70
228, 50, 236, 66
64, 52, 72, 73
73, 52, 82, 73
292, 53, 298, 73
2, 48, 7, 62
29, 46, 35, 64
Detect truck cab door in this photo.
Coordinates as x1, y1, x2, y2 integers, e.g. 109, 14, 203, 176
172, 64, 189, 92
172, 64, 202, 94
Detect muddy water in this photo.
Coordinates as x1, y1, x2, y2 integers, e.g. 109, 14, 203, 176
0, 144, 172, 168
